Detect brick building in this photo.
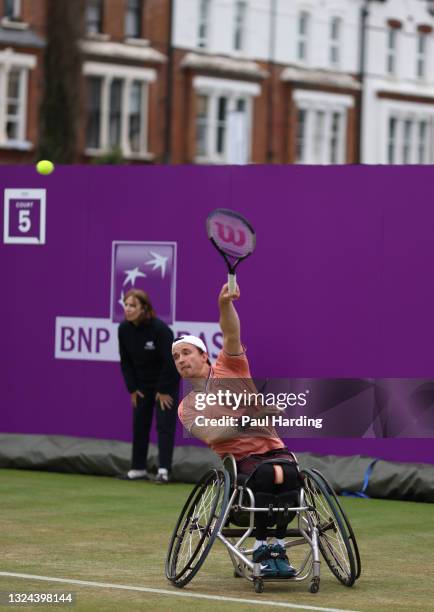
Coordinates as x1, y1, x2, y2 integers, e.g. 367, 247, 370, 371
0, 0, 433, 165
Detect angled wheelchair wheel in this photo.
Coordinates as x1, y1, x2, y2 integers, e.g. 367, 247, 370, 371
310, 468, 361, 580
165, 469, 230, 588
301, 469, 357, 587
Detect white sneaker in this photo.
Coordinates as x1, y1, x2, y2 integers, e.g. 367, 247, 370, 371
126, 469, 149, 480
155, 469, 169, 483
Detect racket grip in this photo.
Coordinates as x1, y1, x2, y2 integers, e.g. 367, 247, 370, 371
228, 273, 236, 294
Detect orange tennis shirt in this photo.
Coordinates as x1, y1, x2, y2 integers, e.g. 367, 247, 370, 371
178, 350, 284, 460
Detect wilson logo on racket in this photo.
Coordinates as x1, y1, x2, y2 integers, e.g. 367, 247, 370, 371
214, 222, 246, 247
207, 209, 256, 293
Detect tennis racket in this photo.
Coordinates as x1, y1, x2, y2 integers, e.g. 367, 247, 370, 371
206, 208, 256, 293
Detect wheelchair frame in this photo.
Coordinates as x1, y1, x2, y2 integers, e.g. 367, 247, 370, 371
166, 453, 361, 594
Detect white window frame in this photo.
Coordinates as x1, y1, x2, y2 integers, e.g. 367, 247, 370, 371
193, 76, 260, 164
297, 11, 310, 63
0, 49, 35, 150
125, 0, 142, 39
386, 27, 398, 76
329, 16, 341, 68
416, 32, 428, 80
4, 0, 21, 19
233, 0, 247, 52
85, 0, 103, 35
83, 62, 156, 159
293, 90, 353, 164
381, 101, 434, 164
197, 0, 211, 49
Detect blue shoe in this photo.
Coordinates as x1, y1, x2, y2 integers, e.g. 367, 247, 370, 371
253, 544, 279, 577
269, 544, 297, 577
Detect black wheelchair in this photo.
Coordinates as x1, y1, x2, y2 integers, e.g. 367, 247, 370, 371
166, 453, 361, 594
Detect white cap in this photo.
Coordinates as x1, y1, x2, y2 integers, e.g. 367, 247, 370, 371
172, 334, 207, 353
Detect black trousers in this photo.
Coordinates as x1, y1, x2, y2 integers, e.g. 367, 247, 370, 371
247, 463, 300, 541
132, 387, 178, 471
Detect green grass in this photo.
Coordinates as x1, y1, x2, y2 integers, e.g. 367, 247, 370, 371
1, 469, 433, 611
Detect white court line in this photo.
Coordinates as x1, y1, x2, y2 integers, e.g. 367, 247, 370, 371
0, 572, 362, 612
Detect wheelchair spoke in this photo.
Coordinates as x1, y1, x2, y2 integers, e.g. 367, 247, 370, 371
166, 469, 230, 588
301, 469, 356, 587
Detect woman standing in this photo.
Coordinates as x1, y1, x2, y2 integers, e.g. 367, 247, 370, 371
118, 289, 179, 482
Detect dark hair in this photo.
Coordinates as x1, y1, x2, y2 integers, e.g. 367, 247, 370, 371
197, 348, 211, 366
124, 289, 156, 321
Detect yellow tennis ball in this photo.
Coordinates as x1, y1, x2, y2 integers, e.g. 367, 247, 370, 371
36, 160, 54, 175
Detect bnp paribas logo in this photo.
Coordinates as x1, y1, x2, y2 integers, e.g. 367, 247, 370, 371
55, 239, 221, 362
111, 241, 177, 324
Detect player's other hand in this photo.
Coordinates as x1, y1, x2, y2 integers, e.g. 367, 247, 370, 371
219, 282, 240, 304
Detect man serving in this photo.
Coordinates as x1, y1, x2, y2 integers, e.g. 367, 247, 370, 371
172, 283, 300, 577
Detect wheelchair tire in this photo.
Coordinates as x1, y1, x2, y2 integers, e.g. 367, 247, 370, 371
310, 468, 361, 580
165, 469, 230, 588
301, 469, 357, 587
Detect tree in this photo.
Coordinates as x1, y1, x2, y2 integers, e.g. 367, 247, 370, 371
37, 0, 84, 163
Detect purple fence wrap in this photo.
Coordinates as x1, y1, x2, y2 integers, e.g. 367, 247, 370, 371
1, 165, 434, 464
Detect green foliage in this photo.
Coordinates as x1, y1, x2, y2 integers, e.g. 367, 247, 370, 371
90, 147, 126, 165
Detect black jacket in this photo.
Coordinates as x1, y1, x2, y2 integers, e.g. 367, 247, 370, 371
118, 318, 180, 394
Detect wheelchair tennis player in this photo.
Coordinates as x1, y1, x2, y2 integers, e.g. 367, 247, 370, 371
171, 282, 300, 578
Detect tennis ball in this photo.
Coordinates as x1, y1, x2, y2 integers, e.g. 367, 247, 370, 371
36, 160, 54, 175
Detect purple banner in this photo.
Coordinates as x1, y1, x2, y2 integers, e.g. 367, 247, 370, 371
1, 166, 434, 464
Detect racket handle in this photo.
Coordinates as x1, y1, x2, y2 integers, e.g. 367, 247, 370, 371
228, 273, 236, 294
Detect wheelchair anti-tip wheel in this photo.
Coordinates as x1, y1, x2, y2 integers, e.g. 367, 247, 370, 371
301, 469, 359, 587
165, 469, 230, 588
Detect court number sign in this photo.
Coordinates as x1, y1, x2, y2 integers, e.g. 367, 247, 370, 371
3, 189, 46, 245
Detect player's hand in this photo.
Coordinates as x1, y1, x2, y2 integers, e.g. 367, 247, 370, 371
131, 390, 144, 408
219, 282, 240, 304
156, 392, 174, 411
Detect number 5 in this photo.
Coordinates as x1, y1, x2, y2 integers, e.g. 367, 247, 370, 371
18, 210, 31, 233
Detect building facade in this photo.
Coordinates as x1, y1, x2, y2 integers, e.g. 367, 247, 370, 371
0, 0, 433, 165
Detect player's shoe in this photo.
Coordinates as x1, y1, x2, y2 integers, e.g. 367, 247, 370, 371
269, 544, 297, 577
253, 545, 279, 577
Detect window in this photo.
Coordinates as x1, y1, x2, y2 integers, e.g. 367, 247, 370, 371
109, 79, 123, 148
418, 120, 428, 163
85, 0, 103, 35
297, 11, 310, 62
386, 27, 397, 75
294, 93, 352, 164
0, 52, 35, 149
3, 0, 20, 19
196, 95, 209, 155
416, 32, 427, 79
197, 0, 211, 48
330, 112, 341, 163
86, 76, 102, 149
194, 91, 253, 163
296, 109, 306, 162
233, 0, 247, 51
388, 116, 397, 163
386, 115, 432, 164
125, 0, 142, 39
329, 17, 341, 67
84, 64, 155, 158
129, 81, 143, 153
313, 111, 325, 163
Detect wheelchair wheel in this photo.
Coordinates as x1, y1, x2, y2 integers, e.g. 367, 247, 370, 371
310, 468, 361, 580
165, 469, 230, 588
301, 469, 357, 587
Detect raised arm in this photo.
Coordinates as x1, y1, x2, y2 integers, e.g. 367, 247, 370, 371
218, 282, 243, 355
